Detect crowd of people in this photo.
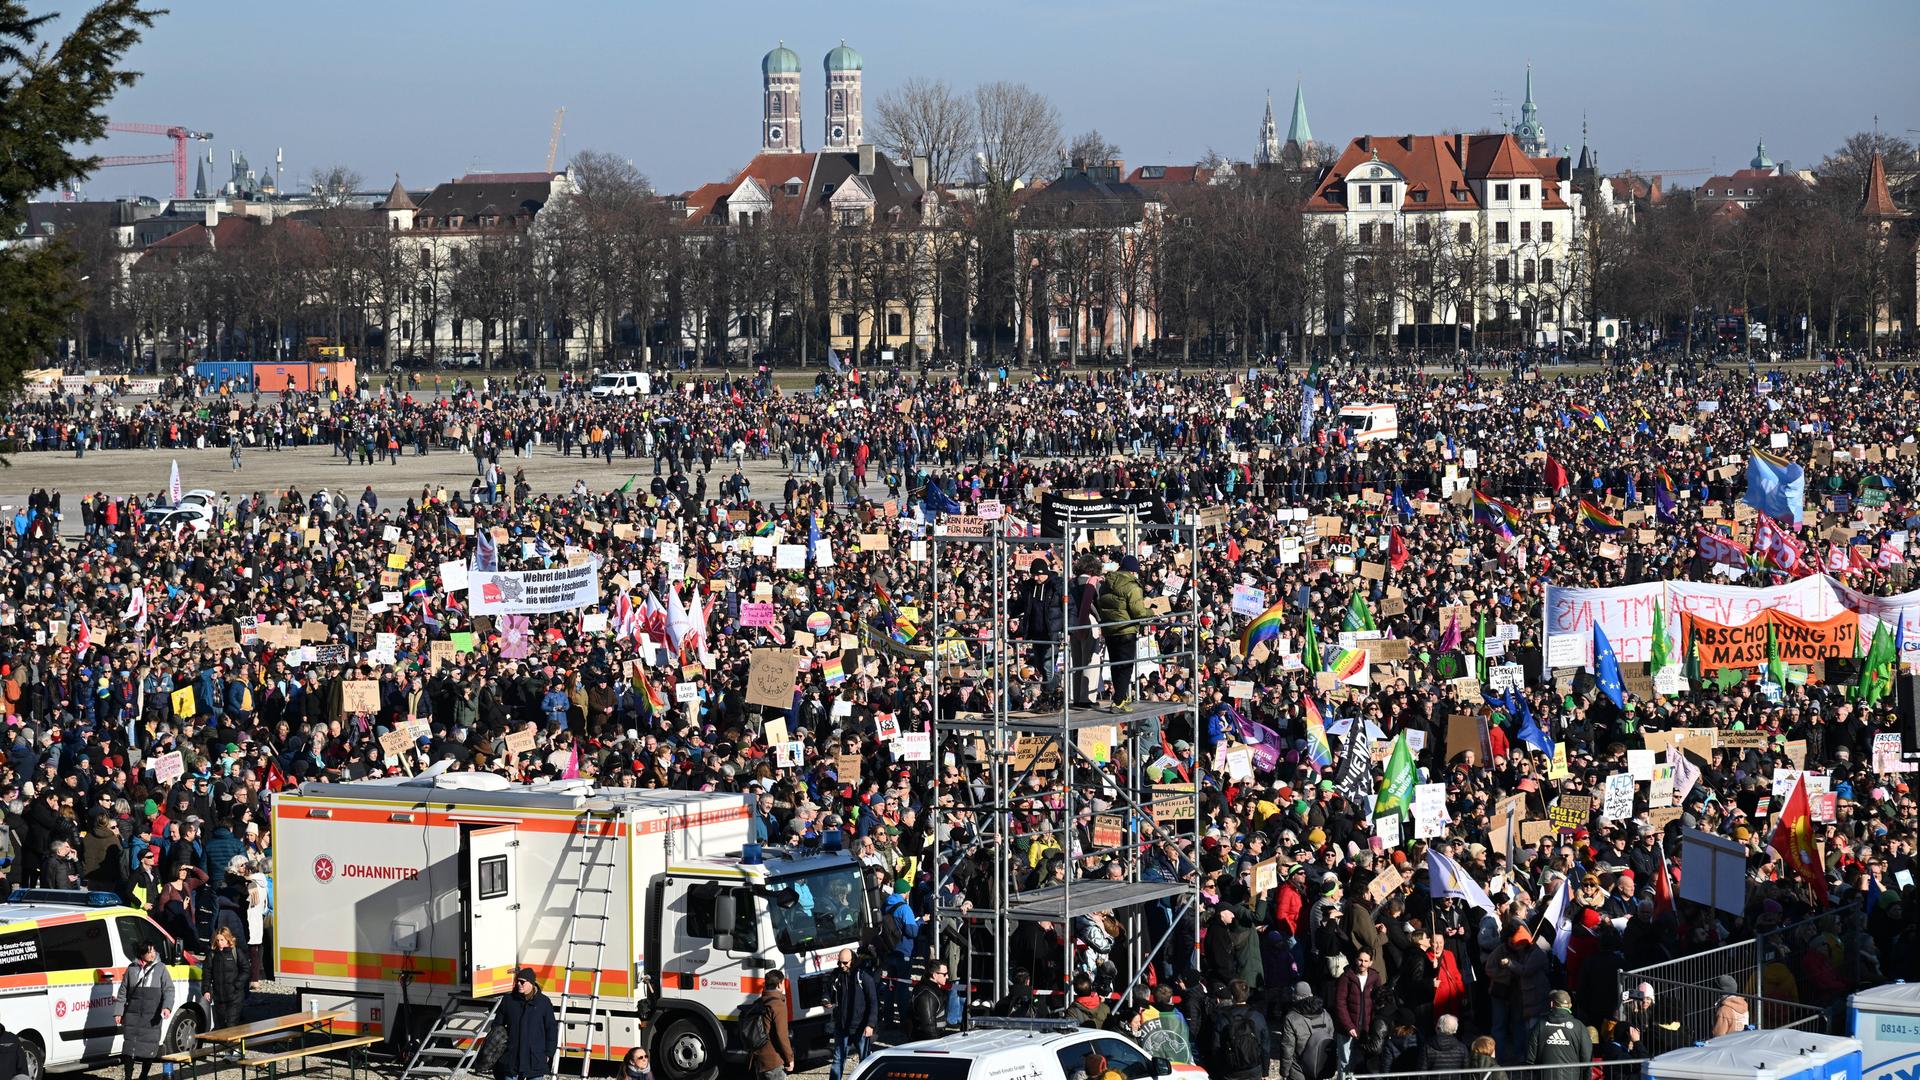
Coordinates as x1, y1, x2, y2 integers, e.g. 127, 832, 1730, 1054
2, 354, 1916, 1080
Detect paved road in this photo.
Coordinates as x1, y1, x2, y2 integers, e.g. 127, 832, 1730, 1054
0, 444, 892, 535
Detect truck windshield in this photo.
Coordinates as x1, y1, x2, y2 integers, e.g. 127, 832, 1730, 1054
761, 863, 866, 954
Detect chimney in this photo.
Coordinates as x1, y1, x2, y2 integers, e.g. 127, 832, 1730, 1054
911, 154, 929, 191
1456, 133, 1470, 171
858, 143, 876, 177
259, 201, 274, 226
203, 203, 219, 228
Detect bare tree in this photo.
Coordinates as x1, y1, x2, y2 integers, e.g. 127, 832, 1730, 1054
567, 149, 654, 213
1064, 129, 1121, 169
1818, 131, 1918, 206
307, 165, 364, 209
973, 81, 1061, 191
872, 77, 975, 188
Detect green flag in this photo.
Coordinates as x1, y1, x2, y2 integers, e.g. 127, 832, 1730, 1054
1650, 599, 1671, 675
1474, 612, 1489, 681
1857, 621, 1897, 704
618, 474, 639, 494
1376, 732, 1416, 820
1766, 622, 1786, 688
1303, 609, 1324, 675
1344, 591, 1377, 633
1683, 617, 1701, 686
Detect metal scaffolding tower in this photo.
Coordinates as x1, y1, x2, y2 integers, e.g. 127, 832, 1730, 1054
927, 505, 1207, 1020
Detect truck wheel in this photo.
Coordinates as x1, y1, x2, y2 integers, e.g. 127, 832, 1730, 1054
166, 1009, 202, 1055
651, 1016, 718, 1080
18, 1037, 41, 1080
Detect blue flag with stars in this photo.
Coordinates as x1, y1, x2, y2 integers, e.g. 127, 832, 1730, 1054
1594, 622, 1625, 708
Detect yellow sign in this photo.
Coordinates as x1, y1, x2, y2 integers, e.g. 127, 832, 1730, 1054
170, 687, 195, 718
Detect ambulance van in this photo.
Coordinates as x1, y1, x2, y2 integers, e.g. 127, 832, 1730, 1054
0, 890, 205, 1079
1336, 403, 1399, 443
273, 773, 870, 1080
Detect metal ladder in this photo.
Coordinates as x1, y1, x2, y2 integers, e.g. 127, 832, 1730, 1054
551, 808, 620, 1076
399, 995, 502, 1080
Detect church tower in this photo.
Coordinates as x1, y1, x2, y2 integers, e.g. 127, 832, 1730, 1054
1514, 65, 1548, 157
1256, 92, 1280, 166
1281, 81, 1315, 167
823, 41, 864, 151
762, 42, 802, 154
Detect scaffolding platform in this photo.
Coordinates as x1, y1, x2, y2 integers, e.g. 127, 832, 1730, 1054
941, 700, 1188, 733
999, 880, 1194, 921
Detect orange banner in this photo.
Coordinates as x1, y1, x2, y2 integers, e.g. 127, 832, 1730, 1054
1684, 610, 1857, 672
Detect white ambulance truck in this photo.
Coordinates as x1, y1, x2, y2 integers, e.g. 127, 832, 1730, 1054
1336, 403, 1399, 443
273, 774, 871, 1080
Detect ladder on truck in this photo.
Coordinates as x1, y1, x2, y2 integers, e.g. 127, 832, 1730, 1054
399, 996, 502, 1080
551, 808, 620, 1076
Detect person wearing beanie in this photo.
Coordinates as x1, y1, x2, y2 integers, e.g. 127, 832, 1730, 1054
1527, 988, 1591, 1080
1095, 553, 1148, 711
500, 967, 556, 1080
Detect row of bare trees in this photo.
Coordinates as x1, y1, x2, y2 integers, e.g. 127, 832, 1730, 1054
55, 125, 1918, 369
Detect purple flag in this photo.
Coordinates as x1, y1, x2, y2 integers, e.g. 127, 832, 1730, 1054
1235, 713, 1282, 774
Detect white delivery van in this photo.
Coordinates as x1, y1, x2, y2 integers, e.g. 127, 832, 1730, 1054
1852, 981, 1920, 1080
589, 371, 652, 399
273, 775, 867, 1080
854, 1020, 1209, 1080
1336, 403, 1398, 443
0, 890, 205, 1079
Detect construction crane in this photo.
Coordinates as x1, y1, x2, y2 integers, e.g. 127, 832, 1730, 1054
545, 107, 566, 172
96, 121, 213, 198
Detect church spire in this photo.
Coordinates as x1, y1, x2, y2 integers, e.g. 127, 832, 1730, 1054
193, 156, 207, 199
1514, 64, 1547, 157
1257, 91, 1280, 166
1287, 81, 1312, 147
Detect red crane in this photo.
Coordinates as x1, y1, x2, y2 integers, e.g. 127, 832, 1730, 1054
96, 121, 214, 198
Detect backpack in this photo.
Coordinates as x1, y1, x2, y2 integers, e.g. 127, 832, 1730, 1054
1220, 1008, 1264, 1074
1298, 1011, 1336, 1080
737, 999, 773, 1051
878, 896, 906, 951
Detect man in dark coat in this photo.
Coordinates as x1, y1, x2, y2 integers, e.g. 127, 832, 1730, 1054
829, 948, 879, 1080
1527, 989, 1594, 1080
500, 967, 558, 1080
1010, 557, 1065, 691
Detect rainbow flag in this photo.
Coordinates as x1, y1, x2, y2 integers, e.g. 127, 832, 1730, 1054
1568, 402, 1594, 423
636, 669, 668, 714
1303, 695, 1334, 768
1471, 490, 1524, 529
889, 614, 918, 645
1578, 498, 1626, 534
820, 656, 846, 685
754, 520, 778, 537
1328, 647, 1370, 687
1242, 598, 1287, 654
407, 578, 429, 599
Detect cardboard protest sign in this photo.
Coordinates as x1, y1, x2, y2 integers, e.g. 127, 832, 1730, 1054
503, 729, 537, 756
1549, 795, 1591, 832
745, 650, 801, 710
1444, 713, 1490, 763
341, 680, 380, 715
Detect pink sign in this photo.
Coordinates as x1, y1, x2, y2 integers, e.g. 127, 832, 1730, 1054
740, 602, 777, 628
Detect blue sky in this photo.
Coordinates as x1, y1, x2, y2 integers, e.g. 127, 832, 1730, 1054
72, 0, 1919, 198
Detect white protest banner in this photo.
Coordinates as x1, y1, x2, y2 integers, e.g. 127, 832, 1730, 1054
469, 559, 601, 616
775, 544, 807, 570
895, 732, 932, 762
1601, 772, 1636, 822
1489, 663, 1525, 692
1627, 749, 1656, 782
439, 560, 469, 593
152, 751, 185, 784
1231, 585, 1268, 617
1649, 764, 1675, 808
1413, 782, 1449, 839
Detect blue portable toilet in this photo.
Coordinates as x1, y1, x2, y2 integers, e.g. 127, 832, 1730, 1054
1850, 981, 1920, 1080
1649, 1029, 1863, 1080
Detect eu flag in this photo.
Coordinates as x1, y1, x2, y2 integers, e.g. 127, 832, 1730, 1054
1744, 450, 1805, 524
1593, 622, 1625, 708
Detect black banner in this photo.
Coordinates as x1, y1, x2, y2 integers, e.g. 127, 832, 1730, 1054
1041, 490, 1171, 538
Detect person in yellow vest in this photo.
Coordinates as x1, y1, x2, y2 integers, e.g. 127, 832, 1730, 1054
125, 844, 163, 912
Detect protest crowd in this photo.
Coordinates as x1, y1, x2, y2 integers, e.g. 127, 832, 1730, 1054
2, 355, 1917, 1080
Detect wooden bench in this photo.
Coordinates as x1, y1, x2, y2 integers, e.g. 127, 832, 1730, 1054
234, 1035, 383, 1080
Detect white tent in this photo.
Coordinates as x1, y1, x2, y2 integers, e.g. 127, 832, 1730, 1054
1851, 981, 1920, 1080
1649, 1028, 1862, 1080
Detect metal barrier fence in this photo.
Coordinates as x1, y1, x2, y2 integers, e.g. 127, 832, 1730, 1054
1351, 1061, 1649, 1080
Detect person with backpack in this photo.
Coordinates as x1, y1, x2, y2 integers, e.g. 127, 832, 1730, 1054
1209, 978, 1269, 1080
742, 968, 794, 1080
828, 948, 879, 1080
1275, 981, 1336, 1080
876, 880, 918, 1028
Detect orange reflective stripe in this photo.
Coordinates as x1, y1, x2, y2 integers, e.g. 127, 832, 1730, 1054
279, 948, 458, 984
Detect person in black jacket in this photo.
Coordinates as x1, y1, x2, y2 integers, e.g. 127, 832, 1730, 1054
1527, 990, 1593, 1080
500, 967, 558, 1080
0, 1022, 29, 1080
829, 948, 879, 1080
1420, 1014, 1472, 1070
202, 927, 250, 1029
1209, 979, 1270, 1080
1010, 558, 1065, 691
909, 963, 950, 1042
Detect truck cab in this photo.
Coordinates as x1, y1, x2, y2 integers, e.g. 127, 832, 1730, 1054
647, 845, 869, 1080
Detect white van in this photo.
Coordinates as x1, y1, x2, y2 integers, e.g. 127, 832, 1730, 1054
852, 1020, 1207, 1080
1336, 403, 1399, 444
0, 890, 205, 1078
588, 371, 652, 399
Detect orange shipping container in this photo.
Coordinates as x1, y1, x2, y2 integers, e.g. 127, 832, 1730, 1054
309, 359, 356, 391
252, 363, 311, 392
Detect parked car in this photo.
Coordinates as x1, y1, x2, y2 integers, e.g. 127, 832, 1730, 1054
588, 371, 653, 399
146, 504, 212, 535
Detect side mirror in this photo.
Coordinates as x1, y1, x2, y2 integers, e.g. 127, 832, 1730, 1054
713, 893, 738, 953
1151, 1057, 1171, 1077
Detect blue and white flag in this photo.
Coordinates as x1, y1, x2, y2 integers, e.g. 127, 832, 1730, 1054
1540, 874, 1574, 961
1427, 849, 1496, 913
1744, 450, 1805, 524
473, 530, 498, 572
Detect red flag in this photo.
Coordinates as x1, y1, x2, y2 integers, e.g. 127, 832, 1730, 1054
1388, 528, 1410, 571
1651, 843, 1675, 916
1225, 536, 1242, 564
1768, 774, 1829, 907
1544, 456, 1570, 494
265, 760, 288, 794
